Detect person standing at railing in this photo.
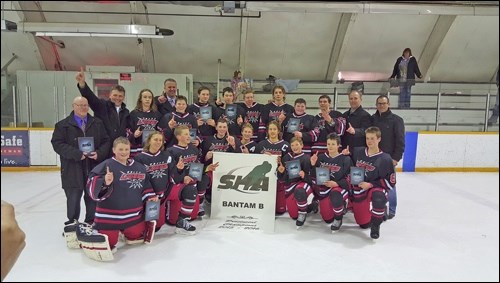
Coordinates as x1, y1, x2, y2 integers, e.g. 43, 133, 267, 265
390, 48, 422, 109
488, 70, 499, 125
372, 95, 405, 220
231, 70, 248, 103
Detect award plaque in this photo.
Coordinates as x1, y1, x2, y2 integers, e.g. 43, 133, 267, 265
189, 128, 197, 143
286, 159, 301, 179
200, 107, 212, 121
350, 167, 365, 186
315, 167, 330, 185
287, 118, 301, 133
225, 104, 237, 119
78, 137, 95, 155
145, 200, 160, 221
189, 162, 204, 182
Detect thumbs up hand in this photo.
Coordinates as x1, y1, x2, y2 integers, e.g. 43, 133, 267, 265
346, 123, 355, 135
168, 115, 177, 129
310, 151, 319, 166
341, 145, 350, 156
105, 166, 113, 185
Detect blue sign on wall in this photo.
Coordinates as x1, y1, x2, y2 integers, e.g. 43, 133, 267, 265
1, 130, 30, 167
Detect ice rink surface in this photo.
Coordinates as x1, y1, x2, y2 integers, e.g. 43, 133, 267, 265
1, 171, 498, 282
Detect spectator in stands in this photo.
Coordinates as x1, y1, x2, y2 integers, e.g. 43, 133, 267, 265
372, 95, 405, 219
390, 48, 422, 109
488, 70, 499, 125
231, 70, 248, 102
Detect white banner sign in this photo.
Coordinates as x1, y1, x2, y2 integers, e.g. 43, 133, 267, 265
206, 152, 277, 233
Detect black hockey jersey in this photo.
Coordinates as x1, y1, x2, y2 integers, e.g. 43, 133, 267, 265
201, 134, 242, 165
241, 140, 257, 154
312, 152, 352, 191
134, 150, 181, 197
158, 111, 199, 147
258, 102, 294, 140
255, 139, 290, 157
237, 102, 263, 141
312, 110, 346, 154
127, 110, 163, 158
187, 103, 222, 139
282, 112, 319, 154
87, 158, 155, 230
351, 147, 396, 190
218, 104, 246, 137
167, 144, 202, 184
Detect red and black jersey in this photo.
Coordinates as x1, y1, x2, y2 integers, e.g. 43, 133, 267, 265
158, 111, 199, 147
282, 112, 319, 154
87, 158, 155, 231
312, 110, 346, 154
351, 147, 396, 190
167, 144, 202, 184
258, 102, 294, 140
127, 110, 162, 158
255, 139, 290, 157
241, 140, 257, 153
237, 102, 263, 141
312, 152, 352, 191
218, 104, 246, 137
134, 150, 181, 197
201, 134, 242, 165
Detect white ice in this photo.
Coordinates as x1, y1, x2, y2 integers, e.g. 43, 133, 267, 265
1, 171, 498, 282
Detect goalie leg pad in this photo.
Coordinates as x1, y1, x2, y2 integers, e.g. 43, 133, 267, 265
63, 221, 81, 249
76, 224, 114, 261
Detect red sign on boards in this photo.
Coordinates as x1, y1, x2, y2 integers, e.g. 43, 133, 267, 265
120, 73, 131, 81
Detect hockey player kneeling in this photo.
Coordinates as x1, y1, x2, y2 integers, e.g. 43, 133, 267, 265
76, 223, 114, 261
82, 138, 156, 261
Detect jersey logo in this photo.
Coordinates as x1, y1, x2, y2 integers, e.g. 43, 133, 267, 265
119, 171, 146, 189
356, 160, 375, 172
145, 162, 169, 179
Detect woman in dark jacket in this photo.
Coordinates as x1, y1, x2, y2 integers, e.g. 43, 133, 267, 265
390, 48, 422, 109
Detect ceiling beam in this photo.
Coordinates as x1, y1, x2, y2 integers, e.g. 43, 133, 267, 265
238, 2, 249, 74
419, 15, 456, 82
325, 13, 356, 82
16, 1, 51, 70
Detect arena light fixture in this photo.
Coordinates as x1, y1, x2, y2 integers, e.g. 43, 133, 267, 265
18, 22, 173, 38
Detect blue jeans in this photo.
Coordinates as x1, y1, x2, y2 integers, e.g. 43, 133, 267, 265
399, 85, 412, 109
388, 186, 397, 216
